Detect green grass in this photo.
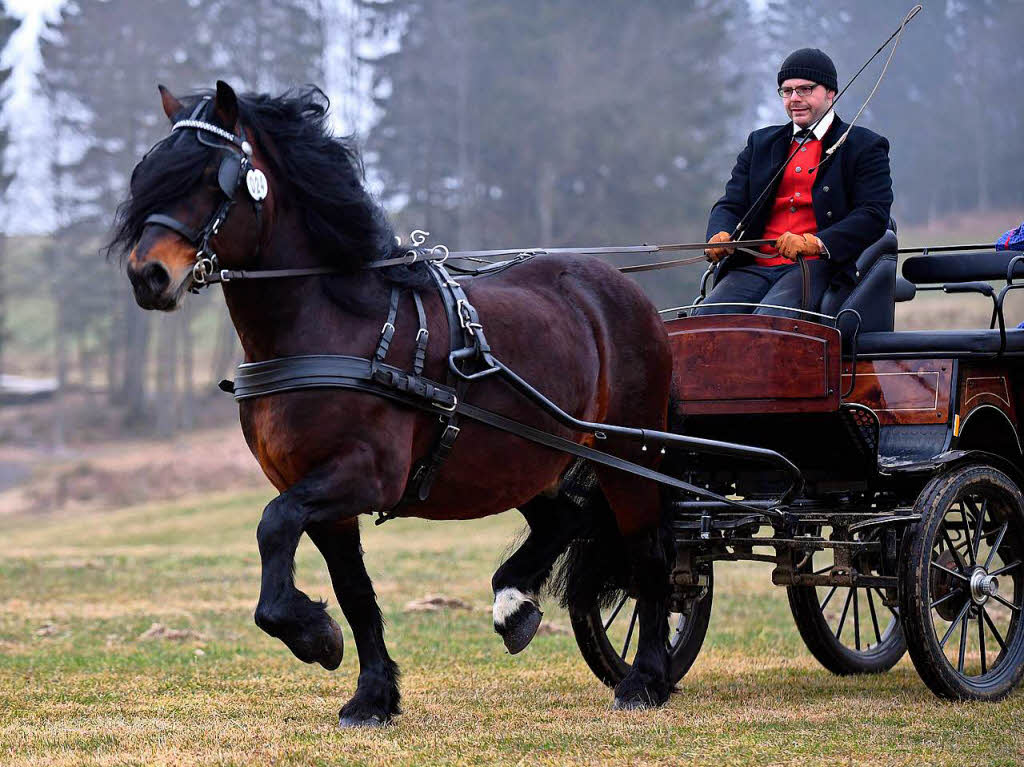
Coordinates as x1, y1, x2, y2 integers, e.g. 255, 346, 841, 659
2, 491, 1023, 766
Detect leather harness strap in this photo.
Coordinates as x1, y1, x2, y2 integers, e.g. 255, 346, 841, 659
222, 353, 784, 517
798, 254, 811, 312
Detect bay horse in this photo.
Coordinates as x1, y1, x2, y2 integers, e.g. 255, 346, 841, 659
110, 81, 676, 726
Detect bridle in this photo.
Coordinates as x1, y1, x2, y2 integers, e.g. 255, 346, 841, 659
142, 97, 269, 289
138, 100, 451, 288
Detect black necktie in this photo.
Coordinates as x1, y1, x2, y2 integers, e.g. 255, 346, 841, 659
793, 129, 815, 141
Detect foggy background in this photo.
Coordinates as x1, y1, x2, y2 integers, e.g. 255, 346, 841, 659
0, 0, 1021, 512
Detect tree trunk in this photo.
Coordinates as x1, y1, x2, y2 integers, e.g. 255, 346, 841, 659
180, 305, 195, 431
120, 295, 151, 426
0, 234, 6, 379
154, 312, 179, 438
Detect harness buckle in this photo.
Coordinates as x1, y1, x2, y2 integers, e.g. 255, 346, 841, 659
219, 270, 232, 283
435, 394, 458, 413
381, 321, 396, 336
416, 328, 429, 342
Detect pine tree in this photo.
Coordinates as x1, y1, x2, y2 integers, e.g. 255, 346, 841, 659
0, 9, 19, 380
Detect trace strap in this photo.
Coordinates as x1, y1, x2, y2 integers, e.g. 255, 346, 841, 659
223, 353, 791, 520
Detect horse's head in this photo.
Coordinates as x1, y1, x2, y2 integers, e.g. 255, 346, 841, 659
119, 81, 269, 310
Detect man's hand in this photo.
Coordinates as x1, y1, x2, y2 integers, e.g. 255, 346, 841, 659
705, 231, 735, 262
776, 231, 823, 261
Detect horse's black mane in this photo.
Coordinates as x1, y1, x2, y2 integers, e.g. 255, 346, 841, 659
108, 86, 427, 289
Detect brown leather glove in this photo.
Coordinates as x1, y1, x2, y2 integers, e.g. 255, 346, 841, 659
775, 231, 822, 261
705, 231, 735, 262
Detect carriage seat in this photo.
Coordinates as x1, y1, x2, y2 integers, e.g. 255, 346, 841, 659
820, 228, 898, 336
856, 328, 1024, 357
850, 246, 1024, 358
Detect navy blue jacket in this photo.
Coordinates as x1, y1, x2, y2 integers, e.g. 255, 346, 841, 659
706, 115, 893, 284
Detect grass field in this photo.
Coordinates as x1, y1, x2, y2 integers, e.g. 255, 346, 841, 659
1, 492, 1022, 766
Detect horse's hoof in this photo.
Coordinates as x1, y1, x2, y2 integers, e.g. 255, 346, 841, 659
612, 696, 652, 711
338, 713, 388, 729
318, 617, 345, 671
493, 588, 542, 655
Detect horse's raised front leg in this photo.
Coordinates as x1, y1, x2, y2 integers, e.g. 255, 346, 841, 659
252, 459, 382, 674
492, 495, 582, 654
307, 519, 400, 728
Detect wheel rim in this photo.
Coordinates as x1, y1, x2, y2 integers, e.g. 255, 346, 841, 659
811, 530, 901, 655
925, 488, 1023, 681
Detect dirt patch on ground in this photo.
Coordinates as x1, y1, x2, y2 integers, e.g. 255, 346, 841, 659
0, 425, 266, 516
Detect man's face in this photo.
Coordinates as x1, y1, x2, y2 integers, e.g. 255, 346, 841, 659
780, 78, 835, 128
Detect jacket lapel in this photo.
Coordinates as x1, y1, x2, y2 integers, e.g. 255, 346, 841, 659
768, 124, 792, 176
813, 114, 845, 189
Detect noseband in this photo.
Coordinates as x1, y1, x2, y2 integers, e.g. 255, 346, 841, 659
142, 98, 268, 288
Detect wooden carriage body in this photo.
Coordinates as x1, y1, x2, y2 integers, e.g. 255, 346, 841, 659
665, 313, 1024, 495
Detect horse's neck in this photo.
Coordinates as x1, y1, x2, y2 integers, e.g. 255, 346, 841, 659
220, 228, 390, 362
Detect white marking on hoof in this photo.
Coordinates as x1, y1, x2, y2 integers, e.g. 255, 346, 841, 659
492, 587, 537, 628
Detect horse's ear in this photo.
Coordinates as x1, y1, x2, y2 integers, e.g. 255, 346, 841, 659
213, 80, 239, 128
158, 84, 182, 122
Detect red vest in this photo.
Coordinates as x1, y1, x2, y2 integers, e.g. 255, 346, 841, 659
757, 138, 823, 266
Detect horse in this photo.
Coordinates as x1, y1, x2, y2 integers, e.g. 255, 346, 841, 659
110, 81, 676, 727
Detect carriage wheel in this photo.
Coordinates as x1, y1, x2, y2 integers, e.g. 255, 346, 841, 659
569, 568, 713, 688
787, 532, 907, 675
900, 464, 1024, 701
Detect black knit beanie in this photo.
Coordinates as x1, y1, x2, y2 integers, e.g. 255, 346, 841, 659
778, 48, 838, 93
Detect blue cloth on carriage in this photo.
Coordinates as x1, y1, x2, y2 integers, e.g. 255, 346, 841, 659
997, 221, 1024, 251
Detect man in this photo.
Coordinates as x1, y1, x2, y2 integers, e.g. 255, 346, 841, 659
696, 48, 893, 316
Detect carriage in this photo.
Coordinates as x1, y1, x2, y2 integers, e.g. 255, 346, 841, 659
121, 82, 1023, 724
574, 233, 1024, 702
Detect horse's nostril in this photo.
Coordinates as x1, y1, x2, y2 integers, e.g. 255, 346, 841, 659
141, 262, 170, 295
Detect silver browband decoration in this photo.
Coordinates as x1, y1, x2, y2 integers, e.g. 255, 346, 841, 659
172, 119, 253, 156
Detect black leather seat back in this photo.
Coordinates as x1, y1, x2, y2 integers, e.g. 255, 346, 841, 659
903, 250, 1024, 284
820, 229, 898, 335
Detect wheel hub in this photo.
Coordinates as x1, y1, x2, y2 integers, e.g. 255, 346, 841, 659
969, 567, 999, 606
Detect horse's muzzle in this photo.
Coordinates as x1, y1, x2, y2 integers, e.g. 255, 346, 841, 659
127, 261, 176, 310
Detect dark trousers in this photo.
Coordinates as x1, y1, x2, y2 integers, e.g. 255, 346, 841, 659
691, 260, 833, 318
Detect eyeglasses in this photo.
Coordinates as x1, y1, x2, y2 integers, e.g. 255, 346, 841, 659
778, 84, 820, 99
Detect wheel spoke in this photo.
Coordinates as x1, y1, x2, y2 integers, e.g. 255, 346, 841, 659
989, 560, 1021, 578
930, 560, 970, 582
978, 613, 987, 675
836, 588, 854, 641
853, 587, 861, 651
873, 588, 899, 618
867, 587, 882, 644
620, 602, 638, 660
989, 593, 1021, 613
982, 607, 1007, 652
930, 586, 965, 610
956, 613, 969, 673
984, 523, 1009, 570
813, 565, 833, 575
604, 593, 628, 631
942, 528, 969, 572
961, 499, 978, 567
972, 498, 988, 563
939, 601, 971, 649
819, 585, 839, 611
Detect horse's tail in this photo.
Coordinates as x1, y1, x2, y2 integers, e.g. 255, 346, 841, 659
546, 459, 631, 613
